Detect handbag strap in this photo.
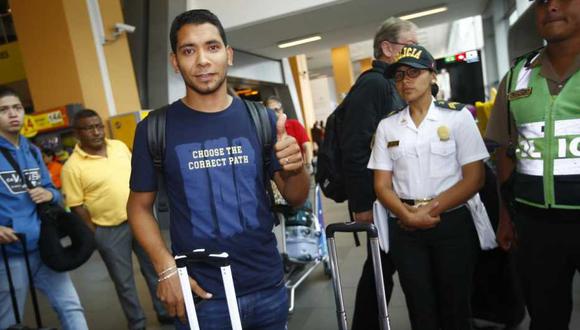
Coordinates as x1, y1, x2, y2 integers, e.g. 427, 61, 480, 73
0, 147, 35, 189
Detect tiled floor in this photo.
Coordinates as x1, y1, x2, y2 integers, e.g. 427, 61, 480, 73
20, 195, 580, 329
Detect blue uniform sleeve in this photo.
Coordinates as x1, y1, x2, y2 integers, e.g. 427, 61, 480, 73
129, 118, 158, 192
31, 146, 62, 204
267, 109, 281, 177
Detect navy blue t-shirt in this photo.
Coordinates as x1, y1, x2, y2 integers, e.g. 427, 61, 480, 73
130, 98, 283, 298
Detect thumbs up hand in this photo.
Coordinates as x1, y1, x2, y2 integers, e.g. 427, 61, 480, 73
276, 113, 287, 141
274, 114, 304, 172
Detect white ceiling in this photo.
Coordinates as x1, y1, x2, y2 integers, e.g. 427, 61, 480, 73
225, 0, 488, 72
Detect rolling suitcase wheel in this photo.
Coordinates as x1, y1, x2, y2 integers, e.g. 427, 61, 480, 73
326, 222, 391, 330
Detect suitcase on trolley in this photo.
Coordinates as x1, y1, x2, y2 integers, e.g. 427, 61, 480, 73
1, 233, 56, 330
175, 249, 242, 330
326, 222, 391, 330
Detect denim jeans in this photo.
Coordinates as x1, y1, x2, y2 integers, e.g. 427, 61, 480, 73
0, 249, 88, 330
176, 282, 288, 330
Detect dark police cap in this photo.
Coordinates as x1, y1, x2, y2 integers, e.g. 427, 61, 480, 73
385, 45, 437, 78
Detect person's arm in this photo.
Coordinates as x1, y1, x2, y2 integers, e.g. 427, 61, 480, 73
28, 146, 59, 204
429, 161, 485, 216
127, 191, 211, 322
429, 109, 489, 215
60, 162, 91, 229
0, 226, 19, 244
341, 76, 386, 220
127, 119, 211, 322
70, 206, 95, 232
374, 170, 440, 229
272, 114, 310, 206
59, 160, 94, 231
485, 76, 517, 251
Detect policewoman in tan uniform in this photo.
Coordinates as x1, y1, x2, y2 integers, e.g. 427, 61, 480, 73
368, 45, 489, 330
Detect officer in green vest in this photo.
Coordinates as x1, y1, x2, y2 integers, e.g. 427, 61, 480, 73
486, 0, 580, 328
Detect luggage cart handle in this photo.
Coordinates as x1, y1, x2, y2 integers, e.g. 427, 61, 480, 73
175, 249, 230, 268
326, 222, 378, 239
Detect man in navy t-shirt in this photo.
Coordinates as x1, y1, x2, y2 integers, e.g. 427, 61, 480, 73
127, 9, 310, 329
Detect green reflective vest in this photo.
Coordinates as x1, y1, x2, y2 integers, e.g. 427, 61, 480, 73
508, 54, 580, 209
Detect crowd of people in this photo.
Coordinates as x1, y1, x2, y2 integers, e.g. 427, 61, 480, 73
1, 0, 579, 329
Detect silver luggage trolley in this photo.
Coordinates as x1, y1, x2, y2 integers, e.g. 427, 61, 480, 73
274, 184, 331, 313
326, 222, 391, 330
175, 249, 242, 330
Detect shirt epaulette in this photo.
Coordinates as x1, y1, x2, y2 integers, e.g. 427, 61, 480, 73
386, 108, 404, 118
513, 46, 544, 68
434, 100, 465, 111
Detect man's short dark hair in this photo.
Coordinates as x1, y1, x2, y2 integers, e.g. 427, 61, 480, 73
72, 109, 100, 128
170, 9, 227, 53
0, 85, 19, 100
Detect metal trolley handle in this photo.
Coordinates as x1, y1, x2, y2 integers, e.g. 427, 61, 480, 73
174, 249, 242, 330
325, 221, 379, 238
326, 222, 391, 330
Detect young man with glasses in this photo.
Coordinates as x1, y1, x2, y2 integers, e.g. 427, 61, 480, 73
339, 17, 417, 330
0, 86, 88, 330
61, 110, 172, 329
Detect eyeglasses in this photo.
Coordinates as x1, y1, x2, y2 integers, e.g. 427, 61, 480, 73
394, 68, 425, 82
386, 40, 418, 47
76, 124, 105, 131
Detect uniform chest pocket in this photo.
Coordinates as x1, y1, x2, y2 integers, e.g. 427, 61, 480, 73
389, 147, 404, 160
429, 141, 458, 178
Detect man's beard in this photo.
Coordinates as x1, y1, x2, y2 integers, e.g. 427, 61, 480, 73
182, 72, 227, 96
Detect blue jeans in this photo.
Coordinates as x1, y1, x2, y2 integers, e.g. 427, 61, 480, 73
176, 283, 288, 330
0, 249, 88, 330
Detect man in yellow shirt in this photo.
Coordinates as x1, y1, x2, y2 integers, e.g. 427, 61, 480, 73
61, 109, 170, 329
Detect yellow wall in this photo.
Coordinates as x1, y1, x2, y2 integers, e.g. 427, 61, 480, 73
359, 57, 373, 73
0, 43, 27, 84
331, 45, 354, 101
62, 0, 109, 120
10, 0, 140, 121
289, 55, 315, 137
99, 0, 141, 114
11, 0, 86, 113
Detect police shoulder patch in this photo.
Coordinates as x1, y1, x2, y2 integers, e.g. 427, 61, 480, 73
434, 100, 465, 111
385, 107, 404, 118
513, 46, 544, 68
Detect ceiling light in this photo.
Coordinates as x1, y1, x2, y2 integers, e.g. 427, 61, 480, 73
278, 35, 322, 49
399, 6, 448, 20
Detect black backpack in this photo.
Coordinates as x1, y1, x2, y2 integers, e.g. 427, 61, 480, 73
146, 99, 275, 211
315, 68, 382, 203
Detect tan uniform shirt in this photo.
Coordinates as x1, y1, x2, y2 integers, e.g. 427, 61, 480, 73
485, 50, 580, 145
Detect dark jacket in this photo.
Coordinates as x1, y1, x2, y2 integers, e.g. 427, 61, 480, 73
340, 60, 405, 213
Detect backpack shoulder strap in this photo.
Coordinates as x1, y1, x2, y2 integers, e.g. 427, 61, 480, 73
146, 105, 169, 170
243, 100, 272, 151
242, 99, 277, 215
